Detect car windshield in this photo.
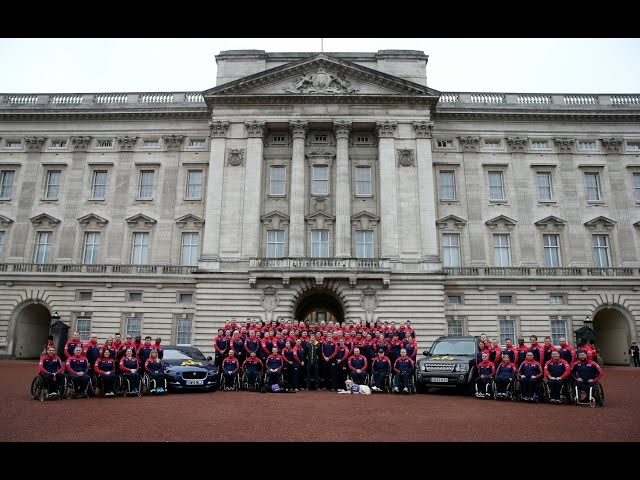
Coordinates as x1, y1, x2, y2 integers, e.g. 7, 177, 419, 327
163, 348, 207, 361
429, 339, 476, 356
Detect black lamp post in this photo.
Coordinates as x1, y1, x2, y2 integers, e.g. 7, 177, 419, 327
584, 315, 594, 330
50, 310, 60, 326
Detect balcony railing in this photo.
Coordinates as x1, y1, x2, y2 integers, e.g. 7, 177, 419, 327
249, 258, 390, 270
0, 263, 198, 275
0, 92, 207, 108
437, 92, 640, 108
443, 267, 639, 277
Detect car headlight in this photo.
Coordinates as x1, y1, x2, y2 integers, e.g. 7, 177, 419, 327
455, 363, 469, 372
207, 369, 217, 376
166, 370, 179, 377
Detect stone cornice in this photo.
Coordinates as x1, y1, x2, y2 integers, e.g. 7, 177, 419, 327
0, 109, 208, 122
289, 120, 309, 139
332, 120, 352, 139
209, 120, 229, 138
412, 121, 434, 139
245, 120, 267, 138
375, 121, 397, 138
601, 137, 624, 153
506, 137, 528, 152
434, 110, 640, 123
458, 136, 481, 152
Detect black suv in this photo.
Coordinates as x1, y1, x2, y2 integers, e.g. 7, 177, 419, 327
415, 335, 479, 394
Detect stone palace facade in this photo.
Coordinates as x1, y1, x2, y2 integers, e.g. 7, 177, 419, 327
1, 50, 639, 364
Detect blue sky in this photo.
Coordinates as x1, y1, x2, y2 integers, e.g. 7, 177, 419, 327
0, 38, 638, 94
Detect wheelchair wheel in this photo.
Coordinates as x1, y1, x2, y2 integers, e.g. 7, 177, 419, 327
596, 383, 605, 406
64, 379, 75, 400
141, 374, 150, 395
31, 375, 44, 401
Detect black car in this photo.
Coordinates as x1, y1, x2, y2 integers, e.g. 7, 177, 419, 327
163, 345, 219, 391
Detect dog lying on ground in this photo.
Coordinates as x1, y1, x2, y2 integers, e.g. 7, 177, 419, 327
259, 380, 296, 393
339, 379, 372, 395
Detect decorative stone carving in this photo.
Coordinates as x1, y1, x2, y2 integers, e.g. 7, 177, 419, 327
506, 137, 528, 152
397, 149, 415, 167
29, 213, 61, 227
584, 216, 617, 231
601, 138, 624, 153
375, 121, 397, 138
349, 277, 357, 288
125, 213, 157, 228
314, 196, 326, 212
227, 148, 245, 167
260, 286, 280, 311
553, 138, 575, 152
534, 216, 567, 231
436, 215, 468, 230
333, 120, 352, 139
162, 135, 184, 150
209, 120, 229, 138
289, 120, 309, 139
412, 121, 434, 139
360, 286, 378, 312
284, 66, 359, 94
70, 136, 91, 151
174, 214, 204, 228
0, 214, 14, 227
24, 136, 46, 151
306, 147, 335, 158
485, 215, 518, 231
77, 213, 109, 227
117, 136, 138, 150
458, 136, 480, 152
245, 121, 267, 138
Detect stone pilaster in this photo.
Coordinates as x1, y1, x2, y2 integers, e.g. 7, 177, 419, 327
241, 121, 267, 258
507, 137, 536, 265
106, 137, 133, 263
413, 121, 439, 262
333, 120, 352, 258
458, 136, 486, 265
376, 121, 399, 258
288, 120, 308, 258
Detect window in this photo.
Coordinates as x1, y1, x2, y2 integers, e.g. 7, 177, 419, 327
189, 139, 206, 147
442, 233, 461, 267
269, 166, 286, 196
578, 141, 596, 151
34, 231, 52, 264
96, 139, 112, 148
446, 316, 464, 336
78, 291, 93, 301
125, 315, 142, 339
311, 229, 329, 257
82, 232, 100, 264
314, 135, 327, 142
180, 232, 199, 265
179, 293, 193, 303
0, 170, 14, 198
176, 315, 193, 345
316, 312, 327, 323
312, 165, 329, 195
627, 142, 640, 152
45, 170, 61, 198
437, 140, 453, 148
499, 316, 517, 345
6, 141, 22, 149
143, 140, 159, 148
634, 173, 640, 202
355, 166, 372, 196
439, 171, 456, 200
355, 135, 370, 143
585, 172, 601, 201
550, 317, 568, 345
488, 171, 505, 201
272, 135, 286, 143
266, 230, 285, 258
536, 172, 553, 201
499, 295, 513, 304
592, 235, 610, 267
447, 295, 461, 304
51, 140, 67, 148
0, 231, 4, 258
138, 170, 154, 199
131, 232, 149, 264
493, 234, 511, 267
355, 230, 374, 258
484, 140, 501, 149
543, 234, 561, 267
76, 317, 92, 342
550, 295, 565, 305
128, 292, 143, 302
186, 170, 203, 199
90, 171, 107, 199
531, 141, 548, 150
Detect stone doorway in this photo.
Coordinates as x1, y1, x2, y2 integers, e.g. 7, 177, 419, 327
294, 288, 345, 326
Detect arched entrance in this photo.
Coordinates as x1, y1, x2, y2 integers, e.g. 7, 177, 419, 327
294, 288, 345, 325
592, 306, 632, 366
12, 302, 51, 359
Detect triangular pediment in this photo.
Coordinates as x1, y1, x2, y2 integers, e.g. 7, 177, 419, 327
77, 213, 109, 227
535, 215, 567, 230
351, 211, 380, 229
261, 210, 289, 222
584, 216, 617, 230
125, 213, 157, 226
634, 220, 640, 229
485, 215, 518, 230
29, 213, 60, 226
260, 210, 289, 229
305, 211, 335, 221
436, 215, 467, 229
0, 214, 13, 227
175, 214, 204, 228
204, 55, 440, 100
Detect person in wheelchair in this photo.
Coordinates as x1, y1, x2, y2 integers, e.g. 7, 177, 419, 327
38, 346, 65, 398
119, 347, 142, 395
222, 349, 240, 390
145, 348, 167, 394
392, 348, 414, 393
371, 348, 391, 392
475, 351, 495, 398
518, 351, 543, 401
242, 350, 264, 390
348, 346, 368, 385
265, 346, 284, 385
494, 354, 517, 398
571, 349, 603, 402
544, 350, 571, 403
94, 347, 117, 396
66, 345, 91, 397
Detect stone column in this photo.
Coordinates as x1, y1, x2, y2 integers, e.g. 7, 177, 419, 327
200, 120, 229, 269
288, 120, 308, 258
507, 137, 536, 265
107, 136, 133, 263
459, 136, 485, 265
241, 121, 266, 258
376, 121, 399, 258
413, 121, 439, 261
155, 135, 183, 264
333, 120, 352, 258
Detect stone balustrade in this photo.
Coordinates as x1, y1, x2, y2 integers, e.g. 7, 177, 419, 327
249, 257, 390, 270
443, 266, 639, 277
0, 92, 206, 107
437, 92, 640, 107
0, 263, 198, 275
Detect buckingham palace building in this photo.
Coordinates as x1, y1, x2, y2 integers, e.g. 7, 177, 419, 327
1, 49, 639, 364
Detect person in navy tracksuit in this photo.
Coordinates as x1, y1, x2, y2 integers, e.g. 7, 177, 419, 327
213, 329, 229, 368
66, 345, 91, 397
348, 347, 368, 385
145, 348, 167, 394
501, 338, 518, 364
137, 336, 154, 375
371, 349, 391, 392
393, 349, 414, 393
292, 339, 306, 390
242, 351, 264, 389
119, 347, 141, 394
281, 341, 295, 385
321, 336, 339, 391
266, 347, 284, 385
518, 351, 543, 401
571, 349, 603, 400
64, 331, 84, 359
94, 348, 117, 396
335, 339, 350, 390
475, 352, 495, 398
82, 334, 102, 374
222, 350, 240, 390
38, 346, 65, 396
494, 355, 517, 397
515, 338, 529, 367
544, 350, 571, 403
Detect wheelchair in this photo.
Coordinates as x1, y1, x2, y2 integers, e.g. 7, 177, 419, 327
264, 370, 284, 386
144, 373, 168, 395
391, 371, 415, 394
117, 373, 143, 397
574, 381, 604, 408
241, 370, 263, 390
220, 371, 240, 391
516, 377, 548, 403
65, 375, 93, 399
491, 377, 517, 401
543, 378, 574, 404
368, 372, 392, 393
94, 374, 119, 397
31, 374, 67, 401
474, 376, 494, 399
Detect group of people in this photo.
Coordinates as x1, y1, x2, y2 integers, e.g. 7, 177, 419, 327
37, 331, 168, 398
213, 318, 418, 393
474, 334, 603, 403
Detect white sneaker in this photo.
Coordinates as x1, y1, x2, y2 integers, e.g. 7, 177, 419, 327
403, 387, 409, 393
372, 386, 380, 392
485, 393, 491, 398
393, 387, 399, 392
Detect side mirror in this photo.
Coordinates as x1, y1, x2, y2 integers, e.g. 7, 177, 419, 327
423, 350, 430, 356
206, 356, 213, 361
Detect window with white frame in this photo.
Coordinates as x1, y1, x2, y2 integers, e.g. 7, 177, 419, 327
439, 171, 456, 200
143, 140, 159, 148
442, 233, 461, 267
312, 165, 329, 195
578, 141, 597, 151
355, 230, 374, 258
180, 232, 199, 265
82, 232, 100, 264
627, 142, 640, 152
91, 170, 108, 199
311, 229, 329, 257
125, 315, 142, 339
189, 139, 206, 148
536, 172, 553, 201
0, 170, 14, 198
446, 316, 464, 336
484, 140, 501, 149
355, 135, 370, 144
131, 232, 149, 264
266, 230, 285, 258
179, 293, 193, 303
493, 234, 511, 267
272, 135, 286, 144
498, 316, 517, 345
550, 317, 569, 345
96, 139, 112, 148
138, 170, 154, 199
550, 294, 565, 305
6, 141, 22, 149
269, 166, 286, 196
592, 235, 611, 267
128, 291, 143, 302
176, 314, 193, 345
34, 231, 52, 264
585, 172, 601, 201
0, 231, 4, 258
45, 170, 61, 198
77, 291, 92, 301
488, 171, 505, 201
314, 134, 328, 143
186, 170, 203, 199
437, 140, 453, 148
447, 295, 462, 304
355, 166, 372, 196
633, 173, 640, 202
543, 234, 561, 267
530, 141, 548, 150
76, 316, 92, 341
499, 294, 513, 304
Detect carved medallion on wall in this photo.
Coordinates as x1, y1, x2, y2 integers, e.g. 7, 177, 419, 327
397, 149, 415, 167
227, 148, 245, 166
315, 196, 326, 212
261, 286, 280, 312
360, 287, 378, 312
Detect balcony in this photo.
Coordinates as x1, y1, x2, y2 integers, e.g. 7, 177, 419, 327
442, 267, 639, 277
249, 257, 390, 270
0, 263, 198, 275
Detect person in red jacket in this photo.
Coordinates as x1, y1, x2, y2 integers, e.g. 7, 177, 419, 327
348, 346, 368, 385
145, 348, 167, 394
475, 351, 496, 398
119, 347, 141, 395
488, 338, 502, 367
542, 336, 557, 366
66, 345, 91, 397
242, 350, 264, 390
94, 348, 117, 396
518, 351, 543, 401
38, 345, 65, 397
64, 330, 83, 359
544, 350, 571, 403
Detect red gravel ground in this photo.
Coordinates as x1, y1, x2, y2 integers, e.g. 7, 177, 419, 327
2, 360, 640, 442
